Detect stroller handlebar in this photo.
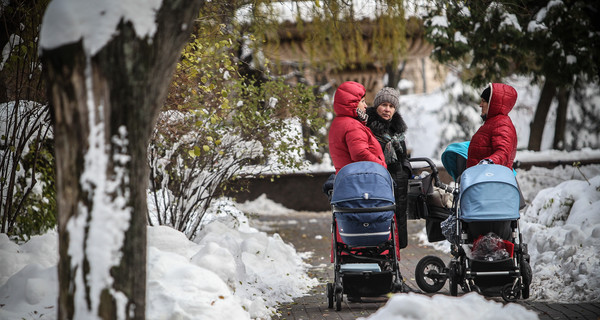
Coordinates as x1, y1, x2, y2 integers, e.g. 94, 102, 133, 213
408, 157, 442, 188
408, 157, 460, 195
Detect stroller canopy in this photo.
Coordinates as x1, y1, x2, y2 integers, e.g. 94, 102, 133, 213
441, 141, 469, 181
442, 141, 517, 179
460, 164, 520, 222
331, 161, 395, 208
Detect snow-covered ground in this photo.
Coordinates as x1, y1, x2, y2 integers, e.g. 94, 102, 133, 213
0, 199, 318, 320
359, 292, 539, 320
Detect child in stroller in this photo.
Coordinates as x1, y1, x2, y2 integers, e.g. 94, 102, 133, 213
323, 161, 410, 311
414, 142, 532, 302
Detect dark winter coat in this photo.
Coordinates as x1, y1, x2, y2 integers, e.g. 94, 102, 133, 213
365, 107, 411, 176
328, 82, 386, 173
366, 106, 411, 249
467, 83, 518, 169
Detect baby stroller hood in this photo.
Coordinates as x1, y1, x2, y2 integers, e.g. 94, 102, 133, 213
441, 141, 469, 182
331, 161, 395, 207
460, 164, 520, 222
331, 161, 395, 247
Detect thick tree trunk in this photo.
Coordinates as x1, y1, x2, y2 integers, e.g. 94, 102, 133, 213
44, 41, 88, 320
553, 86, 570, 150
528, 79, 557, 151
42, 1, 203, 319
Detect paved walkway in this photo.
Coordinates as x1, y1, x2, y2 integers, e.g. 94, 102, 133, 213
251, 210, 600, 320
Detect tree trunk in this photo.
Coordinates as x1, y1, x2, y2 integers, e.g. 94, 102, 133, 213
421, 57, 427, 93
553, 86, 570, 150
42, 1, 203, 319
528, 79, 557, 151
385, 60, 406, 89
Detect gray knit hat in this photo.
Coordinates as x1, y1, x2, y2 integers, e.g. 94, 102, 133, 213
373, 87, 400, 109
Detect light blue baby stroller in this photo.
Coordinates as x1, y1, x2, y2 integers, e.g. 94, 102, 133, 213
415, 142, 532, 302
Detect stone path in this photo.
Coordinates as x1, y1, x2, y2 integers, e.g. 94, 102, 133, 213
250, 210, 600, 320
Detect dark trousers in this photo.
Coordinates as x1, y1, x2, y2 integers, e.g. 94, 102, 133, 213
394, 178, 409, 249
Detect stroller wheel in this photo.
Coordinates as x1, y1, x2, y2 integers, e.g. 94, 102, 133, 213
521, 255, 532, 299
521, 284, 530, 300
415, 255, 447, 293
449, 276, 458, 296
501, 283, 520, 302
326, 283, 334, 309
335, 291, 342, 311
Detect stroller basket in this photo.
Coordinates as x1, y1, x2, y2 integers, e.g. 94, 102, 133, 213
331, 162, 395, 247
341, 271, 394, 297
470, 258, 519, 295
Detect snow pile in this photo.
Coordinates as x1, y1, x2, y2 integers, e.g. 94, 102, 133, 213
520, 176, 600, 302
235, 193, 296, 216
516, 164, 600, 204
360, 292, 538, 320
0, 199, 318, 320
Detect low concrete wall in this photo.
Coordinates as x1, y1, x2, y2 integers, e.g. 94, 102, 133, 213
224, 167, 453, 212
224, 159, 600, 212
224, 172, 335, 212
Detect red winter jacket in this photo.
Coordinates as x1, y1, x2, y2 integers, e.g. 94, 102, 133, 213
328, 81, 386, 173
467, 83, 518, 169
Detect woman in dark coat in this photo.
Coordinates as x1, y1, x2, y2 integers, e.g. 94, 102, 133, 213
366, 87, 411, 249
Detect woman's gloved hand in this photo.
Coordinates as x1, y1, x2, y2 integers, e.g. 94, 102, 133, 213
478, 159, 494, 165
392, 139, 403, 154
392, 133, 405, 153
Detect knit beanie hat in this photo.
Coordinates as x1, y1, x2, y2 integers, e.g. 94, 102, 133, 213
480, 86, 491, 102
373, 87, 400, 109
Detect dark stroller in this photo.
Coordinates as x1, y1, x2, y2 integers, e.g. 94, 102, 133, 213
324, 161, 405, 311
405, 157, 454, 242
414, 142, 532, 302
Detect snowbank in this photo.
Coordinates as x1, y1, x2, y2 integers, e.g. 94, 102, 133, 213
520, 176, 600, 302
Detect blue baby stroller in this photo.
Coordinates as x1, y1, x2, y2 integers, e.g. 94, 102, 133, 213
414, 142, 532, 302
325, 161, 406, 311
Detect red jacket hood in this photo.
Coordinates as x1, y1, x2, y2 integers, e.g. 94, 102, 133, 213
333, 81, 366, 118
487, 83, 517, 118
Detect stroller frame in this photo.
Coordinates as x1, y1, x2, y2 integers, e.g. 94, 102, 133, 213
324, 161, 407, 311
445, 203, 531, 301
328, 206, 405, 310
414, 158, 531, 302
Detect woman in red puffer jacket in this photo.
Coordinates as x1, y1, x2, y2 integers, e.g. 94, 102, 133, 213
467, 83, 518, 169
328, 81, 386, 173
